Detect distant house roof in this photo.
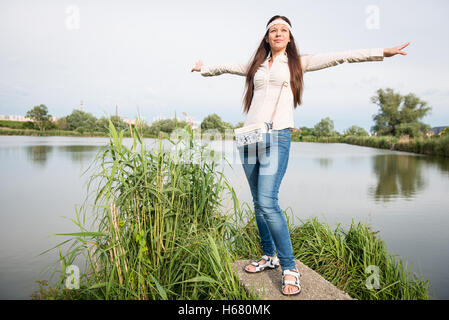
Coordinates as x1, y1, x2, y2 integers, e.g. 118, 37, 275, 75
431, 126, 448, 135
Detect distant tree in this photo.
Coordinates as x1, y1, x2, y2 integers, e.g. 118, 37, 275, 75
23, 121, 35, 130
96, 116, 129, 133
222, 120, 234, 131
145, 118, 188, 136
396, 122, 431, 138
201, 114, 233, 133
201, 114, 222, 132
371, 88, 431, 137
66, 110, 97, 132
344, 125, 369, 136
440, 127, 449, 136
314, 117, 336, 137
56, 116, 70, 130
234, 121, 244, 129
298, 126, 315, 136
26, 104, 53, 131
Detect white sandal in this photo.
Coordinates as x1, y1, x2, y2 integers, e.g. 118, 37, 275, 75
244, 255, 280, 273
282, 268, 301, 296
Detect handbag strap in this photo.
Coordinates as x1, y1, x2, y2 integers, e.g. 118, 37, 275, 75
269, 81, 289, 125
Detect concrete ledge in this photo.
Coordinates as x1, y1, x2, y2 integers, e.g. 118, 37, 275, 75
232, 260, 355, 300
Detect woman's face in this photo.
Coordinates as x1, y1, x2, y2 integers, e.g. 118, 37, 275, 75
266, 23, 291, 52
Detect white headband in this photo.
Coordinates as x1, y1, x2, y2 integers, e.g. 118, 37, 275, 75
265, 19, 292, 33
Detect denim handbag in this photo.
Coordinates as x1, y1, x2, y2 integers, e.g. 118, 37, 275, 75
234, 81, 289, 147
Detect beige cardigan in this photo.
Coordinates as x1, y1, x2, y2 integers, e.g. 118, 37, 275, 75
200, 48, 384, 130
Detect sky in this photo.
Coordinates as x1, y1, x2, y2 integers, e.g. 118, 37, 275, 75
0, 0, 448, 132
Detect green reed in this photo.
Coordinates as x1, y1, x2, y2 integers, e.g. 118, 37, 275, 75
342, 135, 449, 158
290, 218, 429, 299
36, 120, 254, 300
35, 121, 429, 300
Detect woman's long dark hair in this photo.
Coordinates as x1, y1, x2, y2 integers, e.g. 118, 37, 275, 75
243, 15, 304, 113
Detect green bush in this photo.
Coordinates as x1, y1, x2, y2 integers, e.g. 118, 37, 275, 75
434, 135, 449, 157
341, 135, 449, 158
0, 120, 35, 130
440, 127, 449, 136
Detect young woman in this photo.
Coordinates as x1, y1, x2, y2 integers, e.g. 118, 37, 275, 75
191, 15, 409, 296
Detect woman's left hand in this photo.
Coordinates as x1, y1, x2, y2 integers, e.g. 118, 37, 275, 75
384, 42, 410, 57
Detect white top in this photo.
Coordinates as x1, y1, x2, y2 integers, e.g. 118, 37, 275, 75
200, 48, 385, 130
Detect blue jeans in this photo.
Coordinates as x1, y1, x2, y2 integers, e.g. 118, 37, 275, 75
238, 128, 296, 271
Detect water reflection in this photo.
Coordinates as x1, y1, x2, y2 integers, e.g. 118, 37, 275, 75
25, 145, 53, 167
24, 145, 102, 167
370, 154, 426, 202
57, 145, 102, 163
426, 156, 449, 178
315, 158, 333, 168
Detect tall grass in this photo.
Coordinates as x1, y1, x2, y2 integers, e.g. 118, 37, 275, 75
290, 134, 449, 158
342, 135, 449, 157
394, 135, 449, 157
35, 122, 429, 300
338, 135, 398, 150
290, 218, 429, 299
36, 121, 253, 299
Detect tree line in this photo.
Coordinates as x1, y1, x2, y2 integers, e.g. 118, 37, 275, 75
20, 105, 190, 137
9, 88, 447, 138
23, 104, 131, 134
199, 88, 443, 138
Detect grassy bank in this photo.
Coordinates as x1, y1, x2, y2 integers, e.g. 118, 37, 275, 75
0, 127, 107, 137
0, 120, 35, 129
33, 123, 429, 300
342, 135, 449, 158
291, 133, 449, 158
0, 127, 159, 139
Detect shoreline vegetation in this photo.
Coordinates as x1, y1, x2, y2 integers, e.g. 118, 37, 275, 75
291, 133, 449, 158
32, 121, 429, 300
2, 125, 448, 158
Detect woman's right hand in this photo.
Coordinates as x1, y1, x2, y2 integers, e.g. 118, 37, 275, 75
191, 60, 203, 72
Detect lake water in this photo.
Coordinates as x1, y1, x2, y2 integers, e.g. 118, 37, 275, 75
1, 135, 448, 299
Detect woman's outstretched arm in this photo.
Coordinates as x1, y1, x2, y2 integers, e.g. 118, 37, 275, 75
191, 60, 249, 77
383, 42, 410, 57
301, 42, 410, 72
